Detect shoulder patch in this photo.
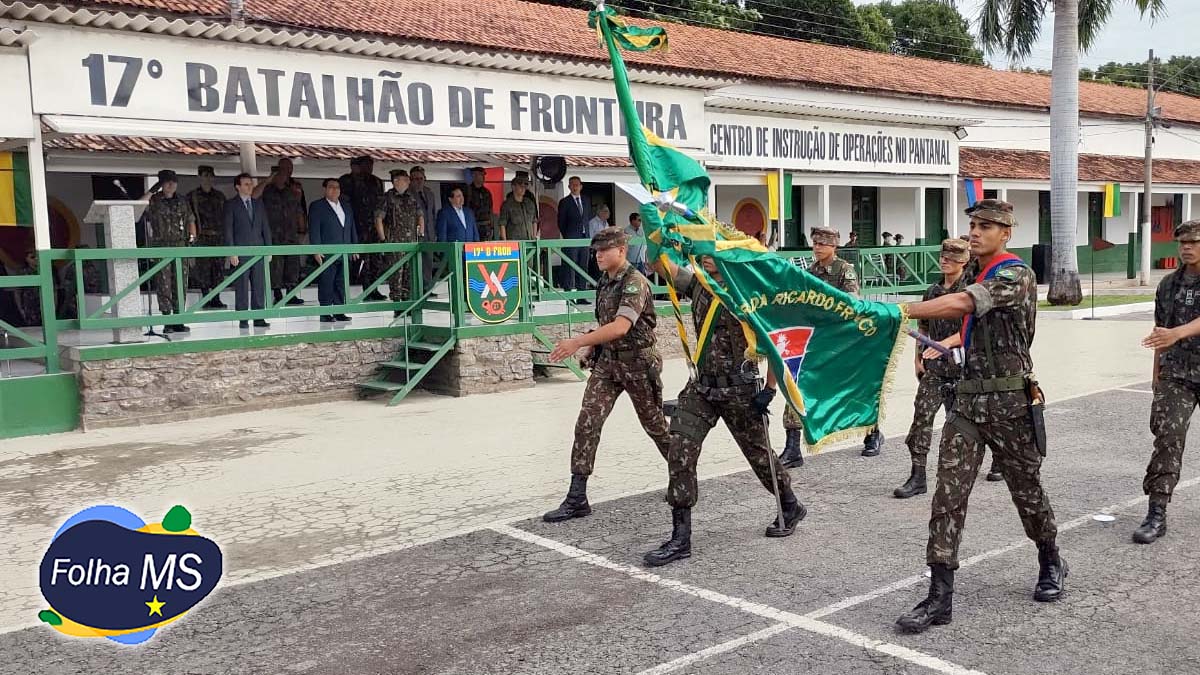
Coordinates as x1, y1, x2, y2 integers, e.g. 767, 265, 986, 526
624, 282, 641, 294
996, 268, 1019, 281
844, 268, 857, 280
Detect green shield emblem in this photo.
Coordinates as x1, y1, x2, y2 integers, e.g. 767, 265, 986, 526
464, 241, 523, 324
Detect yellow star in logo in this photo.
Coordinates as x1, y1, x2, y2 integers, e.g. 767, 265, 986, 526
145, 595, 166, 617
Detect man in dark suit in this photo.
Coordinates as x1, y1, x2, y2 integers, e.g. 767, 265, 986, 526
308, 178, 358, 323
435, 187, 480, 243
556, 175, 591, 293
223, 173, 272, 330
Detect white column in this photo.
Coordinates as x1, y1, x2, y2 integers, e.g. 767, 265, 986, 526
949, 175, 960, 237
998, 187, 1009, 204
27, 119, 50, 251
1184, 192, 1194, 224
820, 183, 831, 229
239, 142, 257, 175
85, 203, 146, 344
775, 168, 786, 249
914, 186, 926, 243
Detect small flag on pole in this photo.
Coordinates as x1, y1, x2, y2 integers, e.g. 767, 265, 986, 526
963, 178, 983, 207
0, 151, 32, 227
1104, 182, 1122, 217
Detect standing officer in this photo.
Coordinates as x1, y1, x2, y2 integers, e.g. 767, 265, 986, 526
375, 169, 424, 314
780, 226, 883, 465
339, 156, 385, 298
543, 227, 672, 522
643, 254, 804, 567
143, 169, 197, 333
896, 200, 1064, 634
1133, 220, 1200, 544
256, 158, 307, 306
894, 238, 969, 499
466, 167, 495, 241
187, 166, 229, 309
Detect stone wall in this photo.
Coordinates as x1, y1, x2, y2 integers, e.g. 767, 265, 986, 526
65, 338, 404, 429
535, 317, 697, 360
421, 333, 536, 397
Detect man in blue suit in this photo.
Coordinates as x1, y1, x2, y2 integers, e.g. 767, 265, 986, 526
556, 175, 591, 293
308, 178, 359, 323
223, 173, 272, 330
435, 187, 480, 243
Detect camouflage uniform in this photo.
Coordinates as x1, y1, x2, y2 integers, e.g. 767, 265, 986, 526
570, 261, 671, 475
260, 180, 307, 291
339, 169, 385, 284
144, 192, 195, 314
467, 182, 494, 241
905, 277, 966, 467
187, 186, 228, 292
1143, 268, 1200, 503
375, 188, 422, 302
498, 192, 538, 241
926, 256, 1057, 568
782, 255, 859, 431
667, 266, 791, 507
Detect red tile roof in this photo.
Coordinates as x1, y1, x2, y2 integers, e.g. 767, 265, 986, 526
961, 147, 1200, 185
65, 0, 1200, 127
44, 135, 633, 167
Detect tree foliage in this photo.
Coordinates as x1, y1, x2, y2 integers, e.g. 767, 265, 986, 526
870, 0, 984, 64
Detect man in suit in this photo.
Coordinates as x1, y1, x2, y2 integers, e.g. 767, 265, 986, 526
223, 173, 272, 330
435, 187, 480, 243
556, 175, 591, 294
308, 178, 358, 323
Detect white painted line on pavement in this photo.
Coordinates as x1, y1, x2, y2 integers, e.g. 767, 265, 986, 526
1116, 388, 1154, 394
634, 623, 793, 675
493, 525, 988, 675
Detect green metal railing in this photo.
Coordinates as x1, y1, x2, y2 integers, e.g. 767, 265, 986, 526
0, 242, 941, 374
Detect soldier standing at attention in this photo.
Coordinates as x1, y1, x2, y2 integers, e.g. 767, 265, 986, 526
466, 167, 495, 241
143, 169, 197, 333
339, 156, 385, 299
1133, 220, 1200, 544
780, 227, 883, 466
187, 166, 229, 310
544, 227, 672, 522
894, 238, 970, 499
256, 158, 307, 306
643, 254, 804, 567
375, 169, 424, 316
896, 200, 1064, 634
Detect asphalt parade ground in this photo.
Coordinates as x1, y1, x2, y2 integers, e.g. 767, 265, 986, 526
4, 374, 1199, 674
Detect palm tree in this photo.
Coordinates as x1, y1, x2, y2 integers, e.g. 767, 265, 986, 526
972, 0, 1165, 304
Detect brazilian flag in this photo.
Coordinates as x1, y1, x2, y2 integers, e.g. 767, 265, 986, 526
590, 7, 907, 450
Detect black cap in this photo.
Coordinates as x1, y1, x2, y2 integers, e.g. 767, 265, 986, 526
410, 165, 425, 175
512, 170, 530, 185
469, 166, 485, 173
157, 169, 178, 184
389, 169, 409, 179
352, 155, 372, 166
197, 165, 215, 177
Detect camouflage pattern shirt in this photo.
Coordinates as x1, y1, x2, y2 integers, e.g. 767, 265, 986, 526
676, 266, 755, 382
591, 262, 659, 381
810, 256, 859, 295
957, 258, 1037, 423
339, 173, 384, 237
919, 276, 967, 378
145, 193, 194, 245
375, 189, 422, 243
467, 185, 494, 235
187, 187, 227, 245
1155, 270, 1200, 383
260, 180, 308, 242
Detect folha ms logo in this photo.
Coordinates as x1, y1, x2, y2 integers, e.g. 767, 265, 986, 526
38, 504, 222, 644
769, 326, 815, 381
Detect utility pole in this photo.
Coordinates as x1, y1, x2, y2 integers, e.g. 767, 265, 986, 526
1141, 49, 1155, 286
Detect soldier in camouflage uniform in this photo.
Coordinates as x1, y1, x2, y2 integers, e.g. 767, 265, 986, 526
466, 167, 495, 241
339, 156, 385, 298
643, 255, 805, 567
257, 158, 308, 306
143, 170, 197, 333
1133, 220, 1200, 544
897, 200, 1065, 634
780, 227, 884, 465
894, 238, 970, 499
543, 227, 672, 522
187, 166, 229, 310
374, 169, 424, 313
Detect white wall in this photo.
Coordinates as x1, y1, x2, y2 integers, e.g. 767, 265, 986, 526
829, 186, 851, 234
1008, 190, 1041, 248
879, 187, 918, 243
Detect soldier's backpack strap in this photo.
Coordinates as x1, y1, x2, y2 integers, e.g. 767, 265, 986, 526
1162, 270, 1181, 327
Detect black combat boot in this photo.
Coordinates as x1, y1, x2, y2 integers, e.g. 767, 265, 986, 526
273, 288, 284, 304
644, 507, 691, 567
985, 459, 1004, 482
779, 429, 804, 468
542, 474, 592, 522
765, 489, 807, 537
896, 564, 954, 633
862, 429, 884, 457
1132, 500, 1168, 544
893, 464, 927, 499
1033, 539, 1068, 602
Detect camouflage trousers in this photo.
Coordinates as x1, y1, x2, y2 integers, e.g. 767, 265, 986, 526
270, 235, 302, 290
381, 253, 413, 302
189, 239, 226, 292
1144, 377, 1200, 501
927, 414, 1057, 568
667, 383, 791, 508
571, 371, 671, 476
152, 252, 190, 314
904, 373, 955, 467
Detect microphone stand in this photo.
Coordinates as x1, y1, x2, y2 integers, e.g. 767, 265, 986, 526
139, 189, 170, 342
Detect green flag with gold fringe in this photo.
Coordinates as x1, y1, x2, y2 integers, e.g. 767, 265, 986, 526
590, 6, 907, 450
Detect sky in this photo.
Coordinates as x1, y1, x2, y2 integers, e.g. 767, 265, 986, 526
851, 1, 1199, 69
